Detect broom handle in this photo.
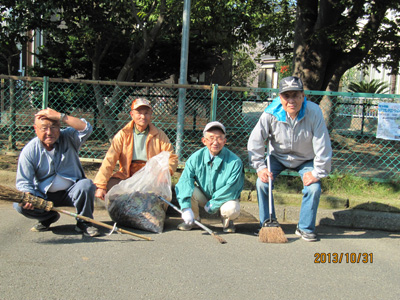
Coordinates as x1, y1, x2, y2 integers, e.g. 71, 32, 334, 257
51, 207, 152, 241
157, 196, 213, 234
0, 185, 150, 240
267, 142, 273, 221
158, 195, 227, 242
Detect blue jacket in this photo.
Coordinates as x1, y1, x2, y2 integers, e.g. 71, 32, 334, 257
175, 147, 244, 213
16, 120, 92, 198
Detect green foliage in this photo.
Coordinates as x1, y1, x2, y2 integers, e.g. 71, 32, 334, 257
259, 1, 400, 92
340, 68, 360, 91
6, 0, 400, 95
6, 0, 269, 83
0, 1, 39, 74
244, 171, 400, 199
30, 0, 133, 79
230, 48, 257, 87
347, 79, 390, 94
322, 173, 400, 197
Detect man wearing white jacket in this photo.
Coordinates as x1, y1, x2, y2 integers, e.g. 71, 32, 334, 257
247, 76, 332, 241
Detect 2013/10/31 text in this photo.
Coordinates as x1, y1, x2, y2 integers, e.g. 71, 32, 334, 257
314, 253, 373, 264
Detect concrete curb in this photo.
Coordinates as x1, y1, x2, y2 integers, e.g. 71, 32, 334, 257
241, 202, 400, 232
95, 198, 400, 232
318, 209, 400, 232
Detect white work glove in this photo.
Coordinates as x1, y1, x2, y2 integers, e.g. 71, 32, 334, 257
181, 208, 195, 225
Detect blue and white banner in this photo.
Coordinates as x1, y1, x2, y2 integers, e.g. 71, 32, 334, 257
376, 102, 400, 140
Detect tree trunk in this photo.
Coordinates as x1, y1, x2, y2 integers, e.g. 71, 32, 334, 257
293, 0, 388, 92
390, 74, 397, 94
292, 0, 389, 136
90, 40, 122, 141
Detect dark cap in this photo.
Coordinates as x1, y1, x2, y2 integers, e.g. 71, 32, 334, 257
279, 76, 304, 93
203, 121, 226, 135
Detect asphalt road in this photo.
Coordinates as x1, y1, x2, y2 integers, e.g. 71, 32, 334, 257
1, 205, 399, 300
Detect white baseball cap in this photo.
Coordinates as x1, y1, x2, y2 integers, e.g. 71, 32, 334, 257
203, 121, 226, 135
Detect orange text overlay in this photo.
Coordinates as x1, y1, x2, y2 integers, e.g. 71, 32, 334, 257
314, 252, 373, 264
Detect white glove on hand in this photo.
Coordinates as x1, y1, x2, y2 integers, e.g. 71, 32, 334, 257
204, 201, 211, 213
181, 208, 195, 225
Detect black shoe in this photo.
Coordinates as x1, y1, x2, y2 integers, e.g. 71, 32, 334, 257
30, 213, 60, 232
75, 222, 100, 237
295, 227, 317, 242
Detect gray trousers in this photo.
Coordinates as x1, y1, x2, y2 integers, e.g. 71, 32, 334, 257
13, 178, 96, 223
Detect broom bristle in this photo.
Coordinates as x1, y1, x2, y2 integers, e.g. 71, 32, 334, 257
0, 185, 23, 200
259, 226, 288, 243
0, 184, 53, 211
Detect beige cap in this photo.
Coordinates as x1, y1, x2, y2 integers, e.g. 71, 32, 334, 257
131, 98, 152, 110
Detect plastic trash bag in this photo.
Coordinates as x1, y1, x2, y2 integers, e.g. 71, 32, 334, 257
105, 151, 172, 233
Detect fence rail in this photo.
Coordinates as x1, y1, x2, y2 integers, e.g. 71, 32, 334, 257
1, 75, 399, 182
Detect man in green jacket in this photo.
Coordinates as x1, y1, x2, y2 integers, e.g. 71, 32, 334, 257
175, 121, 244, 233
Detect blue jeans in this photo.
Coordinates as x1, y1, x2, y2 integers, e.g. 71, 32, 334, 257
256, 156, 321, 233
13, 178, 96, 223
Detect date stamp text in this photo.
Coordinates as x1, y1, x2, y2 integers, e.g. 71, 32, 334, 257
314, 252, 373, 264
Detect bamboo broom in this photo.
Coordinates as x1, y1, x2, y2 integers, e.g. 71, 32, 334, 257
0, 184, 151, 241
258, 148, 288, 243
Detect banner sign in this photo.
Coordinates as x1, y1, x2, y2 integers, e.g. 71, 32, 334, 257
376, 102, 400, 140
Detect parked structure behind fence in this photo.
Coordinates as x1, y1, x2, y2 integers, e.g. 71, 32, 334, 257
1, 75, 399, 181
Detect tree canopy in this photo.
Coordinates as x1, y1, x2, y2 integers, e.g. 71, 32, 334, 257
260, 0, 400, 92
0, 1, 44, 74
2, 0, 400, 93
25, 0, 269, 83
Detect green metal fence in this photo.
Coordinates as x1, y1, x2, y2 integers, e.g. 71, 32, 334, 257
1, 75, 399, 181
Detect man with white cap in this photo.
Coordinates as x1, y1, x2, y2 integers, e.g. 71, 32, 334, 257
94, 97, 178, 200
248, 76, 332, 241
175, 121, 244, 233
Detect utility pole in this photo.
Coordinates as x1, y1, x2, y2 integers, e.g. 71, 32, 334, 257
176, 0, 191, 160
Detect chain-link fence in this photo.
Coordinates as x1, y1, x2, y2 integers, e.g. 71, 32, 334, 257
1, 75, 399, 181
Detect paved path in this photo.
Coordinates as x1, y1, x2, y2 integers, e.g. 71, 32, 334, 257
1, 205, 399, 300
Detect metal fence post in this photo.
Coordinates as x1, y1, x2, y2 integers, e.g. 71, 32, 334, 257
7, 78, 16, 150
361, 101, 366, 135
42, 76, 49, 109
176, 88, 186, 159
176, 0, 191, 160
1, 79, 4, 115
210, 84, 218, 121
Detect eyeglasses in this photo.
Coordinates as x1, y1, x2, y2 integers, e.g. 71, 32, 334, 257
204, 135, 225, 143
38, 126, 60, 132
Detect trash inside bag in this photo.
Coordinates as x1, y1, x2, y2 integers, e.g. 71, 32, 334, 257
107, 191, 165, 233
105, 151, 172, 233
